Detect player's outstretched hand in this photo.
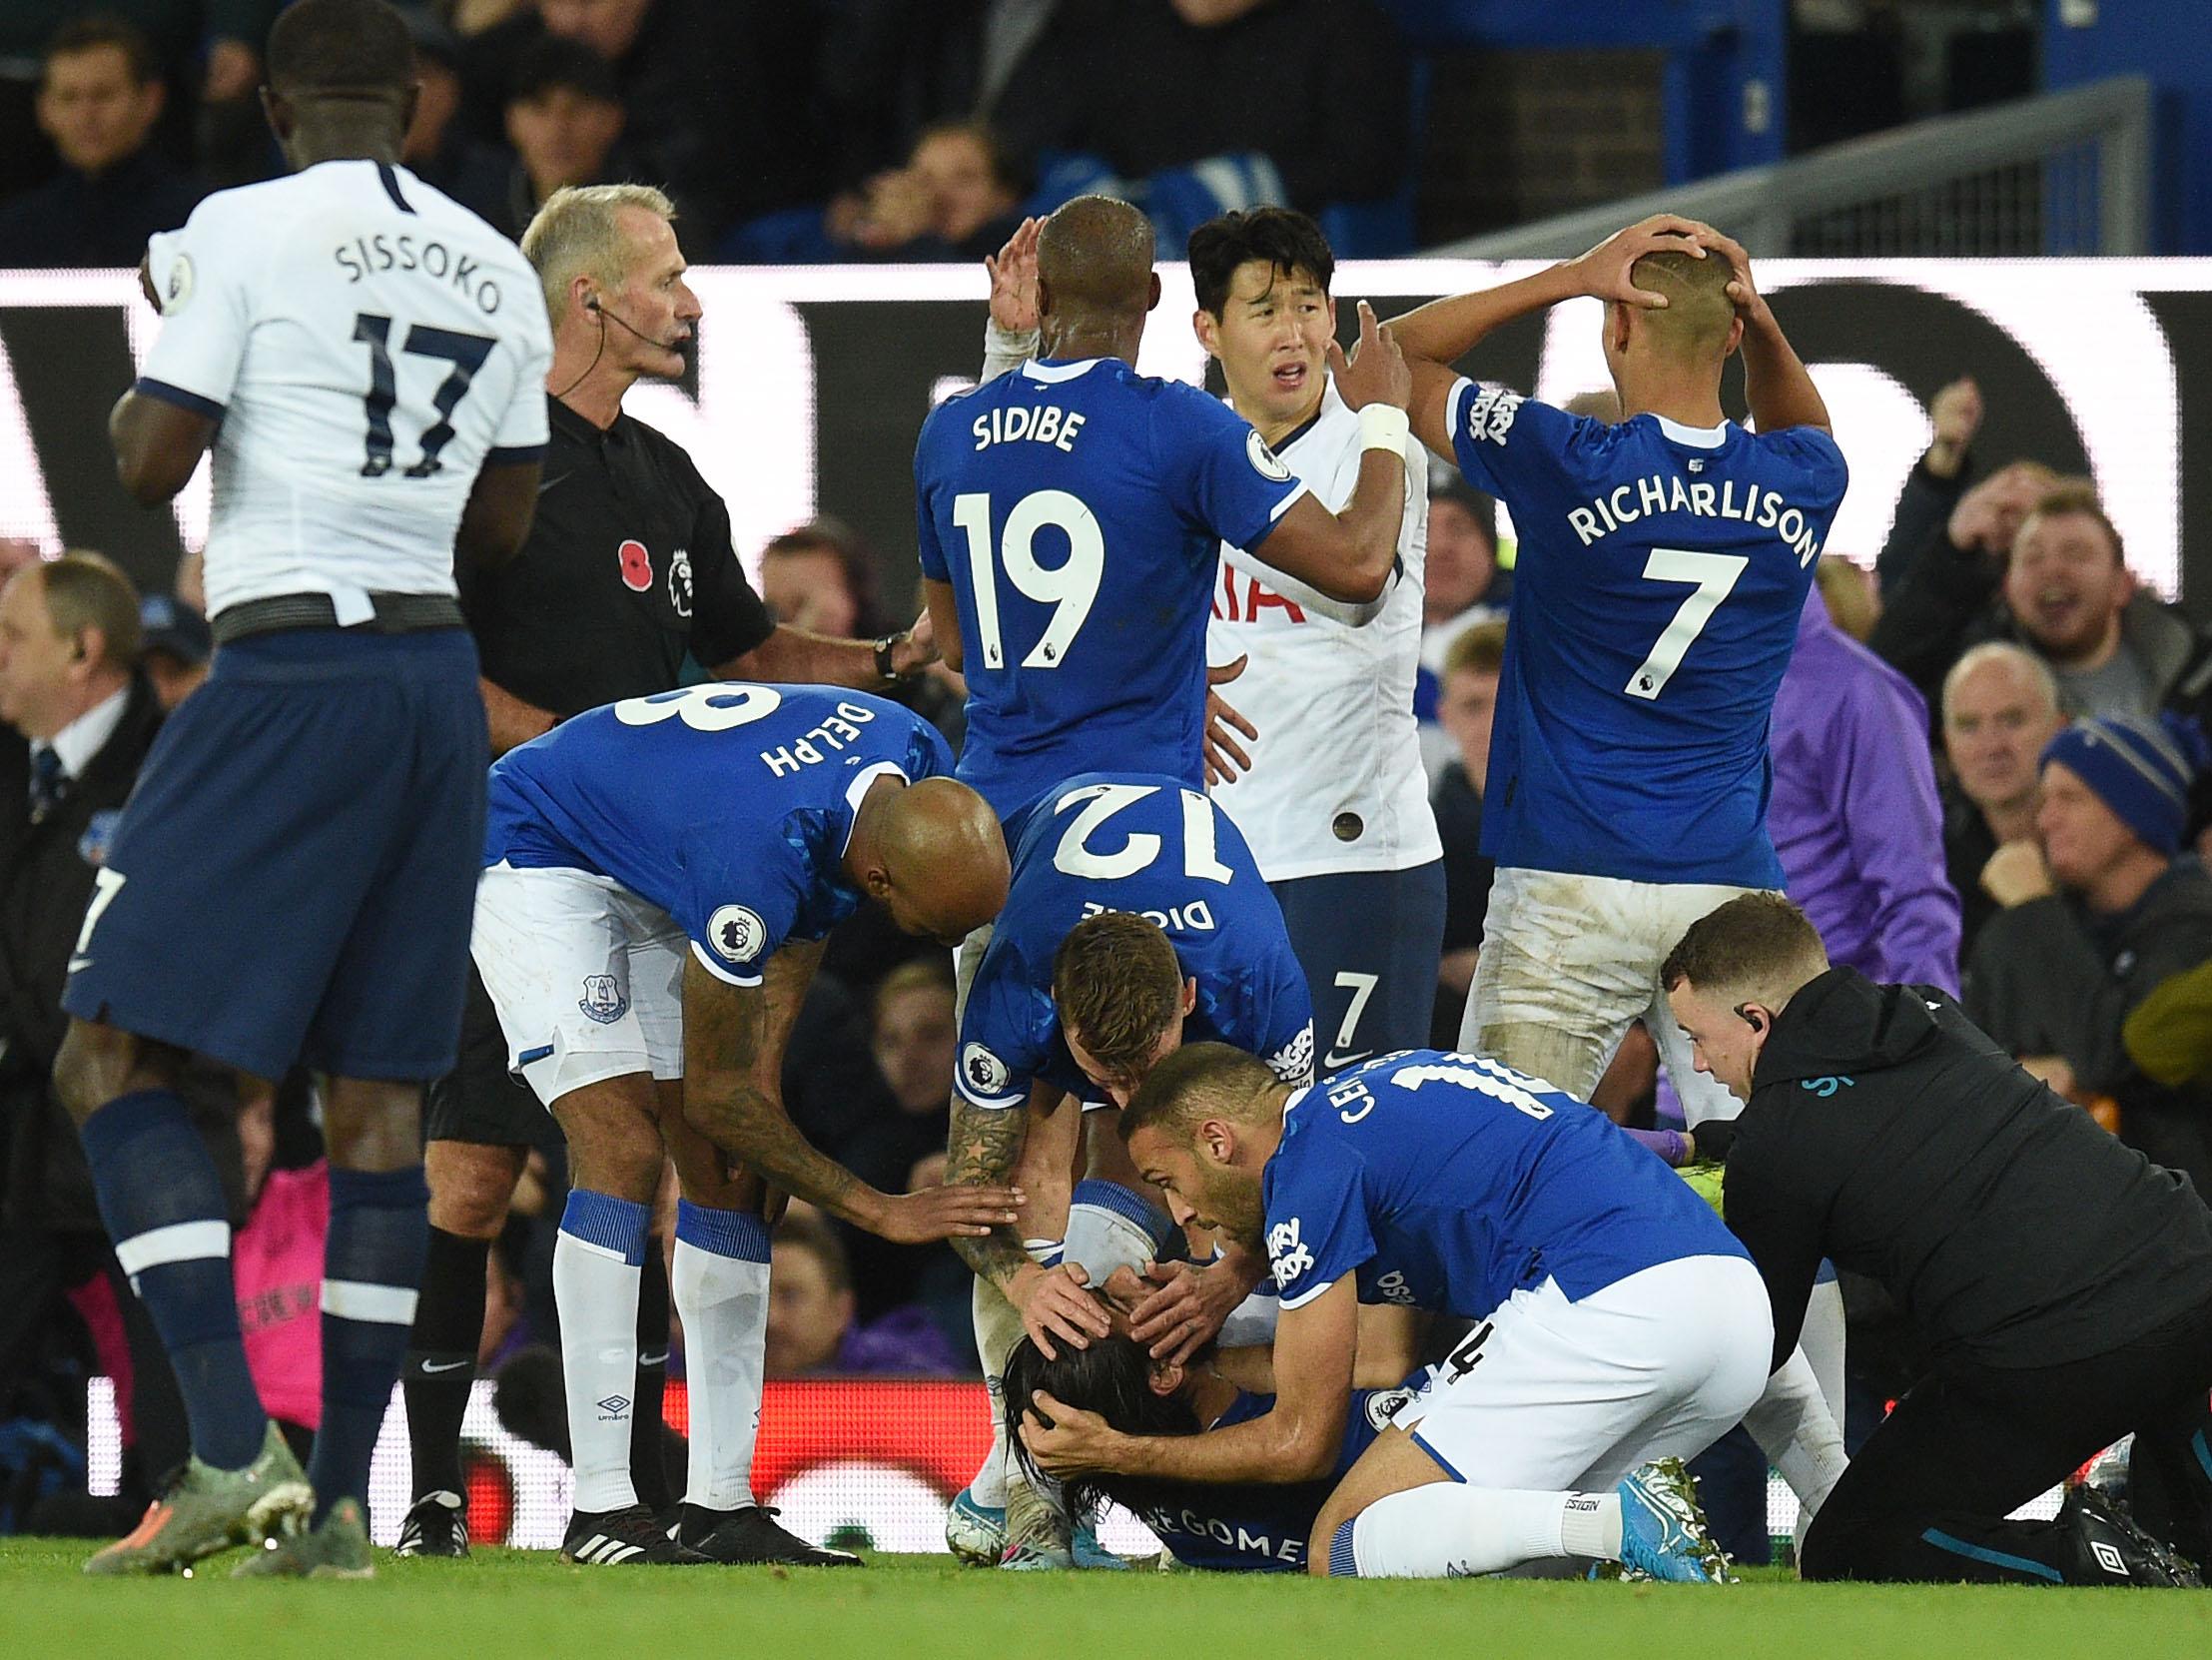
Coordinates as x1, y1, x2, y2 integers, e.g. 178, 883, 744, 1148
1012, 1260, 1114, 1359
986, 216, 1043, 335
1203, 655, 1257, 785
872, 1181, 1024, 1245
1021, 1390, 1122, 1478
1328, 300, 1411, 412
1125, 1259, 1246, 1365
1566, 214, 1714, 309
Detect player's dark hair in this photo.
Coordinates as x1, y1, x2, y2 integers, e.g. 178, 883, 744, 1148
1187, 208, 1335, 320
1119, 1042, 1282, 1144
45, 15, 160, 85
508, 35, 621, 107
1004, 1329, 1197, 1520
265, 0, 413, 96
1053, 913, 1183, 1088
1661, 892, 1829, 999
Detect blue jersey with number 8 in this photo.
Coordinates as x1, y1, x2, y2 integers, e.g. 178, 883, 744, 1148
1445, 380, 1846, 888
915, 358, 1307, 844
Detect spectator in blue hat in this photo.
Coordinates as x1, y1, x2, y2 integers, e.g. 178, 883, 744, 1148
1965, 712, 2212, 1193
137, 591, 209, 710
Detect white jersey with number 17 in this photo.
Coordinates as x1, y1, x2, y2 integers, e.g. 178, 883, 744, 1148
137, 158, 553, 620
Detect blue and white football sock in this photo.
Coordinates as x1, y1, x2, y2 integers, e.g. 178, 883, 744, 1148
1329, 1486, 1619, 1578
313, 1164, 429, 1520
671, 1201, 771, 1512
969, 1240, 1065, 1509
79, 1088, 268, 1471
554, 1189, 649, 1514
1063, 1180, 1174, 1288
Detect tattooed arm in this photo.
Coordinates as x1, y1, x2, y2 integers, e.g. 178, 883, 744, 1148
682, 945, 1020, 1244
947, 1088, 1111, 1356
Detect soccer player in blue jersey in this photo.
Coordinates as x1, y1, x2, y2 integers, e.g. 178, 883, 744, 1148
942, 772, 1314, 1566
916, 195, 1413, 853
473, 682, 1017, 1564
1024, 1043, 1771, 1581
1388, 220, 1843, 1130
52, 0, 549, 1577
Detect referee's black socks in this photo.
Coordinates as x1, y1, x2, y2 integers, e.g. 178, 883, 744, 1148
402, 1226, 490, 1501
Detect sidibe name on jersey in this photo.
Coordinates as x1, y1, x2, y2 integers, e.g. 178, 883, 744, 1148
1079, 897, 1217, 933
971, 405, 1087, 453
333, 234, 508, 315
759, 701, 880, 776
1567, 473, 1824, 565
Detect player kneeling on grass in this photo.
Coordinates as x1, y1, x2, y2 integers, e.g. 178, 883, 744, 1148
1021, 1043, 1771, 1580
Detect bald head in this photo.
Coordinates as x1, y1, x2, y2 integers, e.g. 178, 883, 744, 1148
1038, 195, 1158, 331
1625, 248, 1739, 365
855, 776, 1009, 944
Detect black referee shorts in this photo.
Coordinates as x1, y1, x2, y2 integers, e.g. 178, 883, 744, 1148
424, 964, 562, 1151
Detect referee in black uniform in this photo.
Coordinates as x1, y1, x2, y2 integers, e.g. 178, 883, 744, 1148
395, 182, 935, 1561
1663, 893, 2212, 1585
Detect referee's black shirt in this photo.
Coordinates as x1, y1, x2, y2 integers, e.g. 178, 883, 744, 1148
1723, 967, 2212, 1375
461, 394, 775, 717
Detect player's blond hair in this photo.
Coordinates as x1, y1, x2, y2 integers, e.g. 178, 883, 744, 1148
520, 183, 678, 326
1630, 248, 1738, 363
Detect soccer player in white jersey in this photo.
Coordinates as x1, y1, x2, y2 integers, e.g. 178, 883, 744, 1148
1190, 207, 1443, 1096
53, 0, 551, 1577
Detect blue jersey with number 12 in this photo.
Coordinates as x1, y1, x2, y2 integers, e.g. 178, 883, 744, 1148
915, 357, 1307, 844
956, 772, 1314, 1110
1447, 380, 1847, 888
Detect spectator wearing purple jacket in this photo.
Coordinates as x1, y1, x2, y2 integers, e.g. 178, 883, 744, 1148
1770, 584, 1962, 993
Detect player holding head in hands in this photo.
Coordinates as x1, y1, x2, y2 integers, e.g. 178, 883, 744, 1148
59, 0, 551, 1577
474, 682, 1015, 1566
1023, 1042, 1771, 1581
1389, 218, 1842, 1122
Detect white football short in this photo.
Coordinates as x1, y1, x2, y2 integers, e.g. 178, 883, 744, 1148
1390, 1254, 1773, 1490
471, 860, 687, 1107
1460, 867, 1764, 1126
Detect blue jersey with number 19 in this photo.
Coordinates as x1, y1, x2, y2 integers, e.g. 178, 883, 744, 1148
1446, 380, 1847, 888
916, 357, 1308, 844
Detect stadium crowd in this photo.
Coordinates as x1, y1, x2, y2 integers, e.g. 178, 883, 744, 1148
2, 0, 2211, 1590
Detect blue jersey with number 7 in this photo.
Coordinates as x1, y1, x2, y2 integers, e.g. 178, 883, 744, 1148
915, 357, 1308, 845
1445, 379, 1846, 888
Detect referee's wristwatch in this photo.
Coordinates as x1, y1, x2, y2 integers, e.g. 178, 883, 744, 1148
874, 631, 914, 683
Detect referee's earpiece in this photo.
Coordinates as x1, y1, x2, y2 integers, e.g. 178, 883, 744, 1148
584, 294, 601, 314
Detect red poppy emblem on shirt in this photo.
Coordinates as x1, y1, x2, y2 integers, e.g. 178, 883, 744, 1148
617, 538, 653, 591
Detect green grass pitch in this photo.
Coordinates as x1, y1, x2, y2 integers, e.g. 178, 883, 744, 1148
2, 1541, 2208, 1660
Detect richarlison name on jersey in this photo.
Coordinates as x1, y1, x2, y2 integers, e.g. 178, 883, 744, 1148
1568, 472, 1826, 564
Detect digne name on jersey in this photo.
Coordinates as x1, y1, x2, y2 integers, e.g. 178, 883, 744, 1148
1567, 473, 1824, 566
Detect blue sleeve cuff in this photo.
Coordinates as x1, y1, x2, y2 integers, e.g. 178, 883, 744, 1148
1070, 1179, 1176, 1253
133, 377, 224, 420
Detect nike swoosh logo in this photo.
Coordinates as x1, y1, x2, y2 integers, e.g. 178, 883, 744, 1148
419, 1358, 469, 1374
67, 956, 93, 974
536, 472, 571, 495
1323, 1049, 1372, 1070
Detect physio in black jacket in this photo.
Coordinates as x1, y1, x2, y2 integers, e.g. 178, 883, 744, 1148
1663, 893, 2212, 1586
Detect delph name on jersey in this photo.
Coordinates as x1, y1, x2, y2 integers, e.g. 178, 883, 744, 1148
1567, 471, 1828, 563
333, 232, 510, 316
758, 700, 887, 776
